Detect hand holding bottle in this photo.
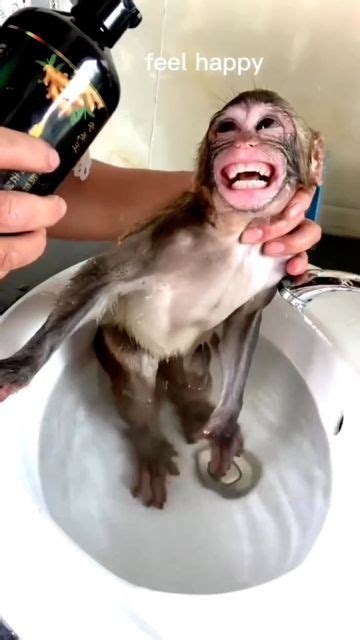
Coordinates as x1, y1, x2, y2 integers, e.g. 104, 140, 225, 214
0, 127, 67, 279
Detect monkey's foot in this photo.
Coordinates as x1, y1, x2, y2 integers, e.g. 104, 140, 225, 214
131, 440, 180, 509
196, 415, 244, 480
177, 400, 214, 444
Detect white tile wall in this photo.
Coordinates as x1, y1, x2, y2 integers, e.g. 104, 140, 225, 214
90, 0, 166, 169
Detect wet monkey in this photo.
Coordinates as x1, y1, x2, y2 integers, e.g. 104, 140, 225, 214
0, 90, 324, 508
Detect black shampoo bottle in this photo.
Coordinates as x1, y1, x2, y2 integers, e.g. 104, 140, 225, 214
0, 0, 142, 194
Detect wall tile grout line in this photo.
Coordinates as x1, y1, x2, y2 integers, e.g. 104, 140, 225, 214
148, 0, 168, 169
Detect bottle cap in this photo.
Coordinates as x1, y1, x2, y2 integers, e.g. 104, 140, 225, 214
71, 0, 142, 48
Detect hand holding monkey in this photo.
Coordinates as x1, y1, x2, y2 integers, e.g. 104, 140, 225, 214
242, 185, 322, 274
0, 90, 324, 508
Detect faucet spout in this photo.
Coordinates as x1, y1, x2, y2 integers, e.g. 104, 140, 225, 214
278, 268, 360, 311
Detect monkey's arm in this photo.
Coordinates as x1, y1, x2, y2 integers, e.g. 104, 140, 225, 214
200, 288, 276, 478
0, 234, 151, 402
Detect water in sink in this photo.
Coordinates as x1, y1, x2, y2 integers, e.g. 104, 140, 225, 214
39, 336, 331, 595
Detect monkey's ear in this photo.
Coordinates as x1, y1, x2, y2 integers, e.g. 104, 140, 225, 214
309, 132, 325, 186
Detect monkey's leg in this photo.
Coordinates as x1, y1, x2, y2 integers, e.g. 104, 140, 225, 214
94, 326, 179, 509
198, 289, 275, 479
159, 344, 214, 444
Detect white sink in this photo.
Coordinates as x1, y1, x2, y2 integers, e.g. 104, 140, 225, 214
0, 264, 359, 640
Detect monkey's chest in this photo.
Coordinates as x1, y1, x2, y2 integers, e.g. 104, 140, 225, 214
106, 245, 286, 358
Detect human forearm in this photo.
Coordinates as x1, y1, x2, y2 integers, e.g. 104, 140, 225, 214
51, 160, 193, 241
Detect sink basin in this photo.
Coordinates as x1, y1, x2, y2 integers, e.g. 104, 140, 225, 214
0, 263, 359, 639
39, 329, 331, 594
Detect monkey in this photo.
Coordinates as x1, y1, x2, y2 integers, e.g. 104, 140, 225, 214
0, 89, 324, 508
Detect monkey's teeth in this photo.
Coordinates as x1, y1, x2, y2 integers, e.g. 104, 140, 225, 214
224, 163, 272, 180
231, 179, 267, 190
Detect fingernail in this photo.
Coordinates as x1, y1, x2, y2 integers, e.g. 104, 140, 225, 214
47, 195, 67, 217
47, 147, 60, 170
266, 241, 285, 254
241, 228, 264, 243
286, 257, 306, 276
1, 250, 16, 271
286, 205, 302, 219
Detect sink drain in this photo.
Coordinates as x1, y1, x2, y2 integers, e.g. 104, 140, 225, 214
196, 448, 262, 498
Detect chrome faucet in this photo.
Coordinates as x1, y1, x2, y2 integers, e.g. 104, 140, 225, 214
278, 268, 360, 311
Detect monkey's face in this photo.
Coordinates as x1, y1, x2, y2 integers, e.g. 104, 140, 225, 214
197, 90, 324, 215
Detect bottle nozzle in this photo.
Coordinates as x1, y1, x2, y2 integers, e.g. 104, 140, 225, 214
128, 10, 142, 29
71, 0, 142, 48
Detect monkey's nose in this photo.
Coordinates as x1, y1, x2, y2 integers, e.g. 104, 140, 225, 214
234, 140, 257, 148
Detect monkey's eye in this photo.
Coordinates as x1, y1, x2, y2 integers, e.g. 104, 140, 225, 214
215, 120, 237, 134
256, 117, 278, 131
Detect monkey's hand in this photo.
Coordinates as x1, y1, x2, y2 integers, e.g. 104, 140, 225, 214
131, 436, 180, 509
0, 357, 33, 402
240, 187, 322, 276
196, 411, 244, 480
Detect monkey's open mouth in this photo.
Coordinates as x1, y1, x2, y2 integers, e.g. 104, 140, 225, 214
221, 162, 273, 190
214, 152, 287, 211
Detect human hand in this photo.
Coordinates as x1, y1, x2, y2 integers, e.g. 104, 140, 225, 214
241, 187, 322, 276
0, 127, 67, 280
